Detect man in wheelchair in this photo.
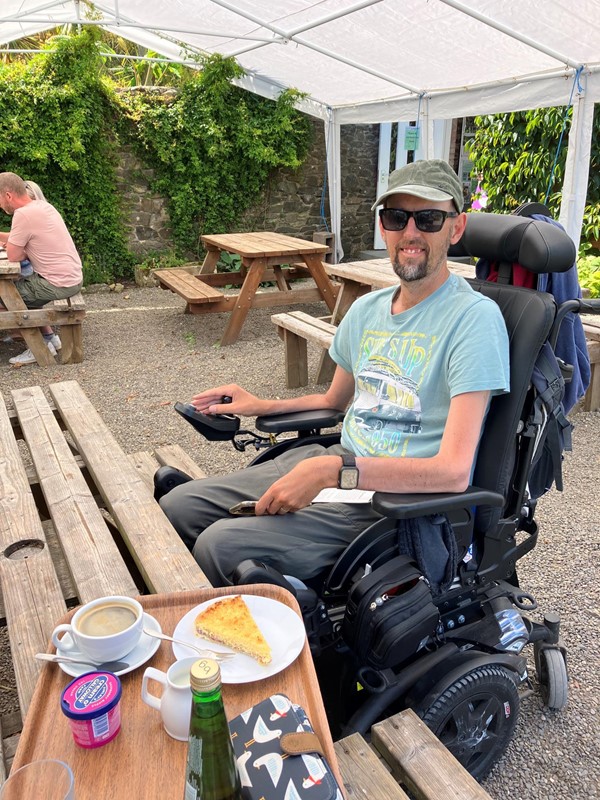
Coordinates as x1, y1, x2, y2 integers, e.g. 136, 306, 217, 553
159, 159, 509, 595
157, 161, 591, 779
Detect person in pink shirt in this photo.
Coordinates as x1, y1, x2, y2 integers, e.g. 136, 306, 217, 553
0, 172, 83, 365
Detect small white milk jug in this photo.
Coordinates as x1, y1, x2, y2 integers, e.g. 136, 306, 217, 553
141, 656, 198, 740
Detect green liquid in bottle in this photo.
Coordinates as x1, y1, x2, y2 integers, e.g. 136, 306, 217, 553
183, 659, 242, 800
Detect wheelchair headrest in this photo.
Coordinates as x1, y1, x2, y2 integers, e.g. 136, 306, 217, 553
449, 213, 575, 274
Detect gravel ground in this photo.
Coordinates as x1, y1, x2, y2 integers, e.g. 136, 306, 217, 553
1, 284, 598, 796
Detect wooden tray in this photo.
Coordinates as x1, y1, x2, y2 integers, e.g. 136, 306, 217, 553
12, 585, 342, 798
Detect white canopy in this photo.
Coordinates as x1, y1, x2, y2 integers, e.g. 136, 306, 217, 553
2, 0, 599, 256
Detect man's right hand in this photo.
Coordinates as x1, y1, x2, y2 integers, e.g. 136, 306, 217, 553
190, 384, 267, 417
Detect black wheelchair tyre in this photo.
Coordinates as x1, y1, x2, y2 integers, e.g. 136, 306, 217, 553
416, 664, 520, 781
534, 643, 569, 710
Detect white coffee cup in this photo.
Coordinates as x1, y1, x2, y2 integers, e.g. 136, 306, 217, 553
51, 595, 144, 664
141, 657, 198, 740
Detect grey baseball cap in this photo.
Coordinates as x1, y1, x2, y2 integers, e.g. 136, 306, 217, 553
371, 159, 463, 212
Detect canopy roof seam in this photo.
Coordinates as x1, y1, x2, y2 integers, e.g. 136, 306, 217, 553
440, 0, 581, 69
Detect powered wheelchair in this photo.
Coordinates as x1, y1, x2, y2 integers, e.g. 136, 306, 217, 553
155, 212, 599, 779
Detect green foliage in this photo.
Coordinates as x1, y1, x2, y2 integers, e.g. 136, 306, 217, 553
467, 106, 600, 246
120, 54, 312, 257
99, 34, 190, 87
0, 31, 135, 282
0, 35, 311, 283
578, 254, 600, 298
134, 250, 188, 272
216, 251, 242, 273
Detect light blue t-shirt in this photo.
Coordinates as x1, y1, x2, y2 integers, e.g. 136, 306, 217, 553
329, 273, 509, 459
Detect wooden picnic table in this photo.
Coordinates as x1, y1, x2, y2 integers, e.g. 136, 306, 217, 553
325, 257, 475, 324
0, 255, 86, 365
0, 379, 494, 800
0, 260, 56, 366
154, 232, 338, 346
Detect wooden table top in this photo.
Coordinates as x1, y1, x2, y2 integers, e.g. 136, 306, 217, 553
0, 262, 20, 276
325, 257, 475, 288
201, 231, 330, 258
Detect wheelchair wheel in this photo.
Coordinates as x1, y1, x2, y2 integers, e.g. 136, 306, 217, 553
416, 664, 520, 780
534, 643, 568, 710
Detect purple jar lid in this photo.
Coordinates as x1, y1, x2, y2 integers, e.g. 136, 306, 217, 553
61, 671, 122, 720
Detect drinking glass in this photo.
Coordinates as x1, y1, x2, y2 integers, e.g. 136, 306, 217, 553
0, 759, 75, 799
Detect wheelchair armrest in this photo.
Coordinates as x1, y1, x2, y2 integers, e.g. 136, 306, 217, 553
255, 409, 344, 435
371, 485, 505, 519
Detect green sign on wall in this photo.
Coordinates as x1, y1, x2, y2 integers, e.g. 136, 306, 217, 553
403, 126, 420, 151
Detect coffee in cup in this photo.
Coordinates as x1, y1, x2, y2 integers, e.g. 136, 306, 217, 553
51, 596, 144, 664
77, 603, 138, 637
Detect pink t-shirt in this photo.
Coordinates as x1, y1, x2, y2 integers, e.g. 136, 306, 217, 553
8, 200, 83, 287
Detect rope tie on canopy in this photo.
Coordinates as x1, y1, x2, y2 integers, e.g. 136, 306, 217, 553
544, 66, 584, 205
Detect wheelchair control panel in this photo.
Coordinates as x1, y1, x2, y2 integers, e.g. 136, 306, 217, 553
174, 398, 240, 441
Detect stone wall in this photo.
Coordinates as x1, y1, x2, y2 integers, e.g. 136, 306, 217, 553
115, 147, 173, 256
115, 117, 380, 262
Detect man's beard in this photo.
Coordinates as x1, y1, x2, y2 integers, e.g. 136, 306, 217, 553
391, 239, 429, 282
391, 229, 451, 282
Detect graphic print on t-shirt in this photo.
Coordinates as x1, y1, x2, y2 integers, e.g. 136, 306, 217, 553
347, 329, 437, 455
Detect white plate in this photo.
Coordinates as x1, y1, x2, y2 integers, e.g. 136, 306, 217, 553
56, 612, 162, 678
172, 594, 306, 684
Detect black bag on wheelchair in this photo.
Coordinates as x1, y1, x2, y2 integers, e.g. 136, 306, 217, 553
342, 555, 440, 671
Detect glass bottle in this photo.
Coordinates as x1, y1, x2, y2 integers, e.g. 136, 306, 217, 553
183, 658, 242, 800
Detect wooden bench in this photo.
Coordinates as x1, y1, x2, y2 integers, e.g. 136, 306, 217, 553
271, 310, 337, 388
43, 291, 86, 363
582, 319, 600, 411
0, 260, 86, 364
335, 710, 493, 800
0, 379, 211, 779
153, 267, 225, 310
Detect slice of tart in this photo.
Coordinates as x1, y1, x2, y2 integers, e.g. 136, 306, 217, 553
194, 595, 272, 665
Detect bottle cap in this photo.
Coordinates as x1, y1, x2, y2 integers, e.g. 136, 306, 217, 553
190, 658, 221, 693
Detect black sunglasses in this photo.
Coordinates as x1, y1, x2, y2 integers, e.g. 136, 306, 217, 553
379, 208, 458, 233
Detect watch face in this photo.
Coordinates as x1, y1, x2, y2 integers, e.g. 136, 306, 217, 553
339, 468, 359, 490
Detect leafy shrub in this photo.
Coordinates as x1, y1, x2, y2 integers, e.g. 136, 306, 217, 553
120, 54, 311, 259
134, 250, 188, 272
216, 252, 242, 273
467, 107, 600, 248
578, 254, 600, 298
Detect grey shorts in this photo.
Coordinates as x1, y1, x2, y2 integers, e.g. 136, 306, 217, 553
17, 273, 83, 309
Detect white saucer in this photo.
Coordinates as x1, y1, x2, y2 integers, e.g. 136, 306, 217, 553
55, 612, 162, 678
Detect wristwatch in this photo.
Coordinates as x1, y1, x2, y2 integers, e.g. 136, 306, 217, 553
338, 453, 359, 490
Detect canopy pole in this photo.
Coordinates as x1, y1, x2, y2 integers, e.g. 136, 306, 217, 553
558, 76, 594, 253
325, 111, 343, 264
423, 98, 434, 159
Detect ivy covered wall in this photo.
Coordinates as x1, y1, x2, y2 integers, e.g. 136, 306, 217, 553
0, 31, 315, 283
117, 115, 379, 262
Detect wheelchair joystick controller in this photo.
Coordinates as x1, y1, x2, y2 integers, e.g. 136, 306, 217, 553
218, 395, 237, 421
174, 397, 240, 441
